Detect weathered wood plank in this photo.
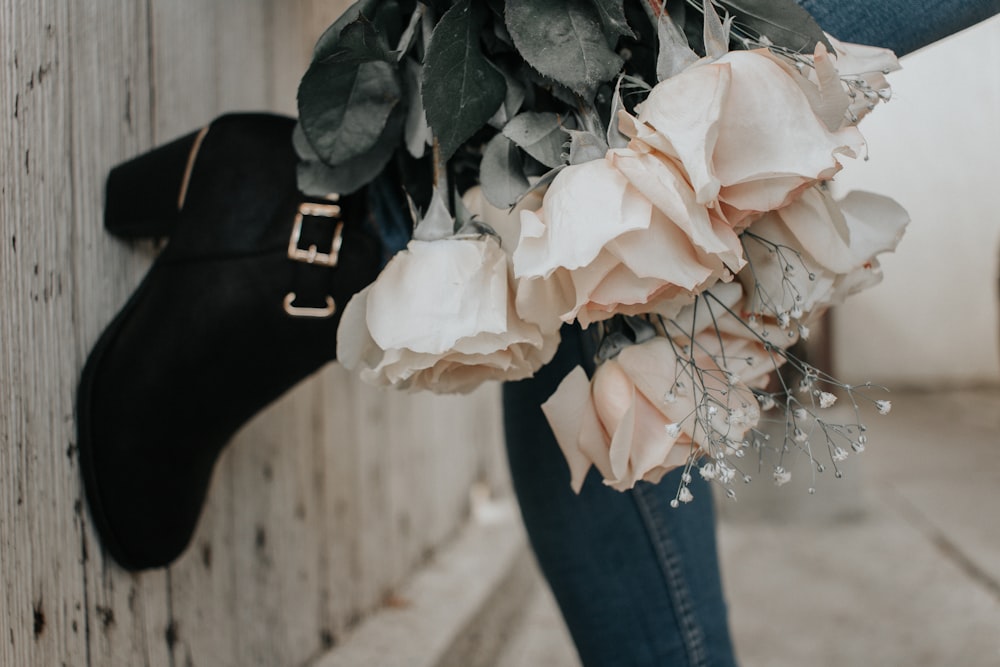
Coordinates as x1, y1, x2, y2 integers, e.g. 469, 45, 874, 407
1, 1, 94, 665
62, 3, 181, 666
314, 364, 370, 643
148, 0, 222, 139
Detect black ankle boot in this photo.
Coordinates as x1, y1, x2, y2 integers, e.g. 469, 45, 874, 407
77, 113, 383, 571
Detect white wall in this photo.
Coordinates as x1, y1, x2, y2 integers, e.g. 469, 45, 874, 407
831, 15, 1000, 388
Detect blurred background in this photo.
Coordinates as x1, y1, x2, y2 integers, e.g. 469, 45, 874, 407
831, 16, 1000, 388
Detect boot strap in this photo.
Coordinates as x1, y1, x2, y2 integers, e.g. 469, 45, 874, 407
284, 197, 343, 318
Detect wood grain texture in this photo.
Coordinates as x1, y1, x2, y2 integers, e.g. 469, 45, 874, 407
0, 0, 510, 664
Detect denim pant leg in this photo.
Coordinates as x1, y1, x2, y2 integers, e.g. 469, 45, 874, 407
796, 0, 999, 56
503, 328, 737, 667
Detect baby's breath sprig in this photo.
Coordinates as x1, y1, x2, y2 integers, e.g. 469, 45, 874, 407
633, 221, 894, 507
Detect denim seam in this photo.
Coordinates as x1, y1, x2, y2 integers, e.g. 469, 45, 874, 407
632, 485, 709, 667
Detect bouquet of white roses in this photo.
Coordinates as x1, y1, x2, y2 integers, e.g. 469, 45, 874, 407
296, 0, 907, 501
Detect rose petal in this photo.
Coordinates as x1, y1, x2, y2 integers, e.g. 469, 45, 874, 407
837, 190, 909, 262
609, 149, 740, 263
712, 50, 864, 192
515, 270, 575, 331
633, 61, 732, 204
367, 239, 509, 354
513, 159, 650, 279
336, 286, 382, 375
827, 35, 900, 78
628, 390, 684, 479
541, 366, 598, 493
592, 360, 638, 482
612, 208, 724, 288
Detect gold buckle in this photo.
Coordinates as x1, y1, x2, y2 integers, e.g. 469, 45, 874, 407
283, 293, 336, 318
287, 199, 344, 267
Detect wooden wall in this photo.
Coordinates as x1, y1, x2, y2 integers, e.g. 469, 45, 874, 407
0, 1, 508, 665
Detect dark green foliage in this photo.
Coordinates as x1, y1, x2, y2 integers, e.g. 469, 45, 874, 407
421, 0, 507, 159
717, 0, 832, 52
296, 0, 838, 207
298, 14, 403, 166
505, 0, 624, 96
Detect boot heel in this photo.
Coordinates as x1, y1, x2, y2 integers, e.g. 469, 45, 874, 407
104, 126, 208, 238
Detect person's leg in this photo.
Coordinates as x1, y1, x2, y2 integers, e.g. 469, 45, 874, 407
503, 327, 737, 667
796, 0, 999, 56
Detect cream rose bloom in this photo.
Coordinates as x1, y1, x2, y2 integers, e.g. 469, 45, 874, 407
336, 234, 560, 394
513, 152, 741, 328
507, 44, 888, 332
620, 48, 868, 227
739, 186, 909, 319
542, 283, 784, 493
543, 332, 765, 493
543, 360, 697, 494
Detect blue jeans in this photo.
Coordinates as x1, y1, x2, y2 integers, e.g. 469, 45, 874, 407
799, 0, 1000, 58
504, 327, 737, 667
502, 7, 998, 665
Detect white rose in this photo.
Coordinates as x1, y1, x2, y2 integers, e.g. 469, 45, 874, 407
337, 235, 559, 394
543, 327, 763, 494
513, 154, 739, 328
739, 187, 908, 318
621, 49, 866, 227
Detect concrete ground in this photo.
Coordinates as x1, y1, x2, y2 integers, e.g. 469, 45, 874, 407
496, 389, 1000, 667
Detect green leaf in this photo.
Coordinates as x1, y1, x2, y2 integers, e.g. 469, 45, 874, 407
298, 56, 401, 166
313, 0, 379, 60
413, 188, 456, 241
372, 0, 405, 49
566, 129, 608, 165
606, 77, 630, 148
402, 58, 431, 158
296, 106, 404, 196
588, 0, 635, 40
292, 122, 319, 161
394, 4, 424, 60
490, 12, 516, 50
522, 66, 579, 109
313, 0, 415, 62
520, 165, 564, 204
299, 16, 403, 166
502, 111, 567, 169
488, 66, 527, 129
422, 0, 507, 160
716, 0, 832, 53
453, 187, 475, 232
656, 13, 697, 80
665, 0, 687, 26
505, 0, 623, 96
480, 133, 530, 209
320, 15, 395, 64
702, 0, 731, 58
424, 0, 454, 16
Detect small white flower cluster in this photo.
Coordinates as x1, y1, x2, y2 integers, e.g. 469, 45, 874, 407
666, 330, 896, 505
